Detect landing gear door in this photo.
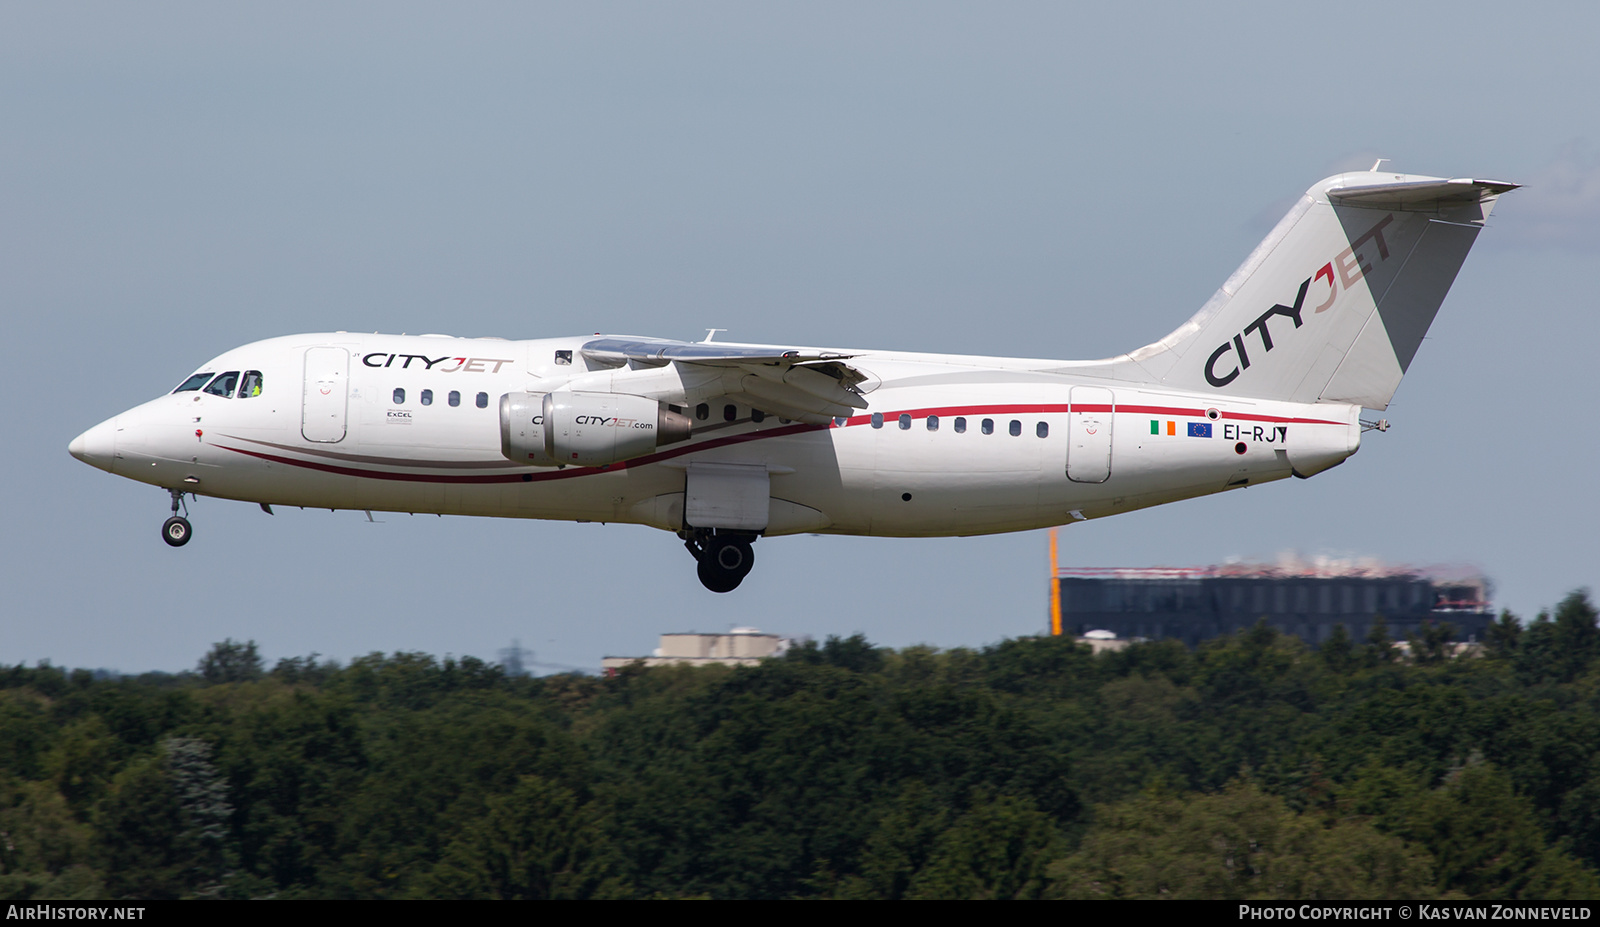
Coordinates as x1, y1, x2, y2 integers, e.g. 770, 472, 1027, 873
1067, 386, 1113, 483
302, 347, 350, 443
685, 462, 769, 532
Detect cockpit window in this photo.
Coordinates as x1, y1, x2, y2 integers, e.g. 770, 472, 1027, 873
172, 373, 214, 393
238, 371, 264, 398
203, 371, 240, 397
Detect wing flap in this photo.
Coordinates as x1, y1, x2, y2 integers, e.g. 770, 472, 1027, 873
723, 392, 835, 425
581, 336, 869, 420
745, 364, 869, 410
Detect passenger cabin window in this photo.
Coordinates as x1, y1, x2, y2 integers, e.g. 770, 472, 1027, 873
476, 392, 488, 409
981, 418, 994, 435
238, 371, 264, 398
723, 404, 737, 422
554, 350, 572, 366
696, 403, 710, 420
1037, 421, 1049, 438
954, 417, 966, 433
203, 372, 240, 398
173, 372, 214, 393
448, 391, 461, 407
393, 388, 405, 404
927, 415, 939, 431
420, 389, 433, 406
1009, 420, 1021, 436
751, 409, 765, 423
871, 413, 884, 429
898, 413, 911, 430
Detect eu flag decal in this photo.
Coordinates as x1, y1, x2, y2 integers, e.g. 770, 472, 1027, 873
1188, 422, 1212, 438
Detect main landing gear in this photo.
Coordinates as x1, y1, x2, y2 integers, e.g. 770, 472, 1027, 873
162, 488, 193, 548
684, 530, 756, 593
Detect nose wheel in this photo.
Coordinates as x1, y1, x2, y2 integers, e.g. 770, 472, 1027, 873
161, 489, 193, 547
684, 531, 756, 593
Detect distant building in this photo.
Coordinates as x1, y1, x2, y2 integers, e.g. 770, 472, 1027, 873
602, 628, 789, 674
1076, 629, 1131, 655
1054, 555, 1493, 649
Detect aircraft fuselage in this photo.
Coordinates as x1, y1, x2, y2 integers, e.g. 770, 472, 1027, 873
73, 331, 1360, 539
69, 169, 1515, 591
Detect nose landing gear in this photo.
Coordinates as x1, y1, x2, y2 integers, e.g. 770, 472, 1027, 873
684, 530, 756, 593
162, 488, 193, 547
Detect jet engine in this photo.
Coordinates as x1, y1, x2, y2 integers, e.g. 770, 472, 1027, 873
500, 391, 693, 467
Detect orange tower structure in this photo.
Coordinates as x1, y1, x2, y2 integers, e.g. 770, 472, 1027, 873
1049, 528, 1062, 636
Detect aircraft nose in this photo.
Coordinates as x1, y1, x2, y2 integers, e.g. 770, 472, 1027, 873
69, 417, 118, 473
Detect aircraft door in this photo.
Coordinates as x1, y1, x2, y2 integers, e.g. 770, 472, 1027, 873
302, 347, 350, 443
1067, 386, 1113, 483
685, 461, 770, 531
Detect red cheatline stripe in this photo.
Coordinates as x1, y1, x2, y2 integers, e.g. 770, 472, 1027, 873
842, 403, 1343, 427
217, 434, 519, 469
218, 420, 824, 484
218, 400, 1343, 484
1076, 404, 1344, 425
223, 446, 532, 483
1214, 411, 1344, 425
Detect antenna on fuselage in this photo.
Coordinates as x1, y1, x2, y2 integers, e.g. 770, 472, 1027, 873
702, 328, 726, 343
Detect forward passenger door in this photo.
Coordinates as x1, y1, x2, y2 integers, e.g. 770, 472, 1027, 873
302, 347, 350, 443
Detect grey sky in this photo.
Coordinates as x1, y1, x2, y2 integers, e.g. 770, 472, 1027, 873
4, 2, 1596, 673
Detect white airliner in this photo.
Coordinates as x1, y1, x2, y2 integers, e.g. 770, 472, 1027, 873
71, 169, 1514, 591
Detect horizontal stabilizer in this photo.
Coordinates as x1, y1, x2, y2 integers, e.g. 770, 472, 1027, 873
1327, 177, 1520, 211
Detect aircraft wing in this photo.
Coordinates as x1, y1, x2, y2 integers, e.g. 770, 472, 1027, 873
581, 336, 870, 424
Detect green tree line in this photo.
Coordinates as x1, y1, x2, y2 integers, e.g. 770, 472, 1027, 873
2, 592, 1599, 900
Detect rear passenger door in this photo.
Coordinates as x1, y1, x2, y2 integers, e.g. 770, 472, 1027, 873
1067, 386, 1113, 483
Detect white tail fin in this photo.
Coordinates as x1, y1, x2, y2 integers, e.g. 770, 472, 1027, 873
1103, 171, 1516, 409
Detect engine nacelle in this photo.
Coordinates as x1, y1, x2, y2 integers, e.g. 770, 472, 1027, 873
500, 391, 692, 467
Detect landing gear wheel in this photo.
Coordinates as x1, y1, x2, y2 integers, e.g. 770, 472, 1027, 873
162, 488, 194, 547
694, 535, 755, 593
162, 516, 192, 547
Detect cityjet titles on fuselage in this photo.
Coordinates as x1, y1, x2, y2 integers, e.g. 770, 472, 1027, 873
360, 353, 515, 373
530, 414, 655, 430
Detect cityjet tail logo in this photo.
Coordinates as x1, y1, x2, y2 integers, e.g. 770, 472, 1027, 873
1204, 214, 1394, 388
362, 353, 514, 373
